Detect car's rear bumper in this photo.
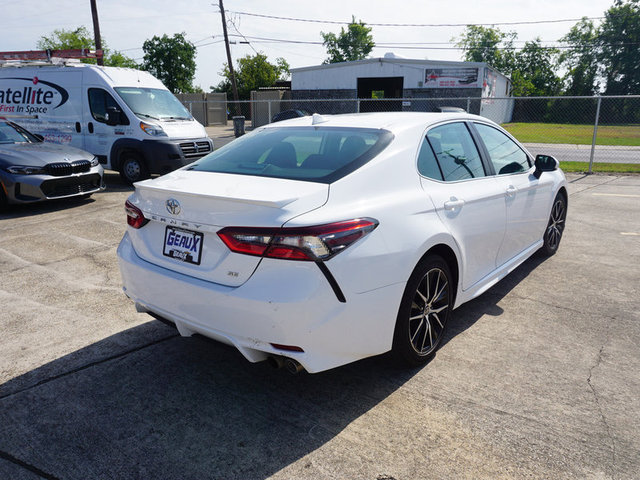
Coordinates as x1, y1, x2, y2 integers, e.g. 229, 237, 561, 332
117, 231, 403, 373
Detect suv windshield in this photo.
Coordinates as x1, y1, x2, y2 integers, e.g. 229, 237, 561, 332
188, 126, 394, 183
114, 87, 192, 121
0, 121, 37, 144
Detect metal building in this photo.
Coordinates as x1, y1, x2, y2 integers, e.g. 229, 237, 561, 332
290, 54, 513, 123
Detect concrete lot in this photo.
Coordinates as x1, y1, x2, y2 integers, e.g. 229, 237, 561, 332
1, 171, 639, 479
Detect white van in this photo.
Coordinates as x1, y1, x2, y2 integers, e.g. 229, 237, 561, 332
0, 62, 213, 183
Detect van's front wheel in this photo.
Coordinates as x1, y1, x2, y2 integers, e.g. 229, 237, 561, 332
119, 153, 149, 184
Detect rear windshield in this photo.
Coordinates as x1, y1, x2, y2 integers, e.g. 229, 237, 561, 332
188, 126, 394, 183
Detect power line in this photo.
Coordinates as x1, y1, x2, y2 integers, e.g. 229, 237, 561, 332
193, 35, 215, 45
223, 33, 640, 51
226, 33, 565, 46
227, 10, 606, 28
119, 37, 221, 53
226, 13, 259, 55
195, 40, 225, 47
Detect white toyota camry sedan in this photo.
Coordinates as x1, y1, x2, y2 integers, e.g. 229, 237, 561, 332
117, 112, 567, 374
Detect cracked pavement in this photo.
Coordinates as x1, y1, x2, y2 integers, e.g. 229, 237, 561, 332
0, 171, 639, 479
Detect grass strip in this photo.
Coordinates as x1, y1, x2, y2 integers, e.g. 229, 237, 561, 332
559, 161, 640, 173
502, 123, 640, 146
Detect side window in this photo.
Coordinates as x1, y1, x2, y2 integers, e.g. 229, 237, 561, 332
88, 89, 129, 125
475, 123, 530, 175
426, 122, 485, 181
417, 137, 443, 181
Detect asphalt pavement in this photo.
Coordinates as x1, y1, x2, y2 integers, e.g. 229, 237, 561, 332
0, 172, 639, 479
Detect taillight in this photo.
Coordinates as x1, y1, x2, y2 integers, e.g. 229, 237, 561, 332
217, 218, 378, 261
125, 200, 148, 229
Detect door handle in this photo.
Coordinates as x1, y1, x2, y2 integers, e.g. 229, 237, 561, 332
88, 122, 94, 134
444, 198, 465, 210
505, 185, 517, 198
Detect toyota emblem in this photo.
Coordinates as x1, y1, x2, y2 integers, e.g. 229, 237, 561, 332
166, 198, 181, 215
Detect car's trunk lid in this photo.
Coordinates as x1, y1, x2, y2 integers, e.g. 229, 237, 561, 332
128, 170, 328, 286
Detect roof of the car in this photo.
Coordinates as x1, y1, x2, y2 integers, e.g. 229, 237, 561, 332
261, 111, 487, 133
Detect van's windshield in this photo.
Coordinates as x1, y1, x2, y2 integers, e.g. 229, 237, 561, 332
114, 87, 192, 121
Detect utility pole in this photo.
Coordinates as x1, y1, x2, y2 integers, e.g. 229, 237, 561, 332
90, 0, 104, 66
218, 0, 241, 115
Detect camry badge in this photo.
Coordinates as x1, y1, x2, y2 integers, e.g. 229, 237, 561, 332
166, 198, 181, 215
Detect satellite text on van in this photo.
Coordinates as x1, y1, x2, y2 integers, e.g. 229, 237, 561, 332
0, 77, 68, 114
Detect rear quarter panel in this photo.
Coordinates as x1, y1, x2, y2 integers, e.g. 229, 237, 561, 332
285, 127, 460, 296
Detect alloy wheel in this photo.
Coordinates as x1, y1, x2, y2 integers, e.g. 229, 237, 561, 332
546, 197, 566, 250
408, 267, 450, 356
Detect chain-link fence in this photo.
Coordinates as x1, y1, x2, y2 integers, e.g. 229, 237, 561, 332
182, 95, 640, 167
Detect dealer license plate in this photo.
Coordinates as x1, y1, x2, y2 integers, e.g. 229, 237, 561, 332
163, 226, 204, 265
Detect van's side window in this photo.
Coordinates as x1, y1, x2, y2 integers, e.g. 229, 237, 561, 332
88, 89, 129, 125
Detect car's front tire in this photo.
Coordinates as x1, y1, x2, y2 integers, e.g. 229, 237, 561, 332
119, 153, 149, 184
540, 193, 567, 256
392, 254, 452, 367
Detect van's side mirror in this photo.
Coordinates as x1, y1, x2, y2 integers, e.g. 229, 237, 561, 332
533, 154, 559, 179
106, 106, 121, 126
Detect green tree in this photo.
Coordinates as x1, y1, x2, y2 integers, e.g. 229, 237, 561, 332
105, 51, 138, 69
213, 53, 289, 100
141, 33, 197, 93
598, 0, 640, 94
512, 39, 562, 96
558, 18, 600, 96
455, 25, 516, 73
321, 16, 375, 64
456, 26, 562, 96
37, 26, 137, 68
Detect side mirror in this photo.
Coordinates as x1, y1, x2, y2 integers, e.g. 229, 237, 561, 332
533, 154, 559, 179
106, 106, 121, 126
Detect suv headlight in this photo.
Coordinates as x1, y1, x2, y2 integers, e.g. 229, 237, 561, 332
5, 165, 45, 175
90, 155, 100, 167
140, 121, 167, 137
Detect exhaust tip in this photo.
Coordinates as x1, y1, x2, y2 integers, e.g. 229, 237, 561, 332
267, 356, 285, 369
284, 358, 305, 375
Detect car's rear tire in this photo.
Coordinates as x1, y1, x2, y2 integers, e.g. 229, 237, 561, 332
392, 254, 452, 367
119, 153, 149, 184
540, 193, 567, 256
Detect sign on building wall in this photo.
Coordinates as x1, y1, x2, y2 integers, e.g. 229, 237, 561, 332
424, 67, 480, 88
483, 69, 498, 99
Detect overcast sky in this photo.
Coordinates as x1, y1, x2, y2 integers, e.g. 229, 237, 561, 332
3, 0, 616, 89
